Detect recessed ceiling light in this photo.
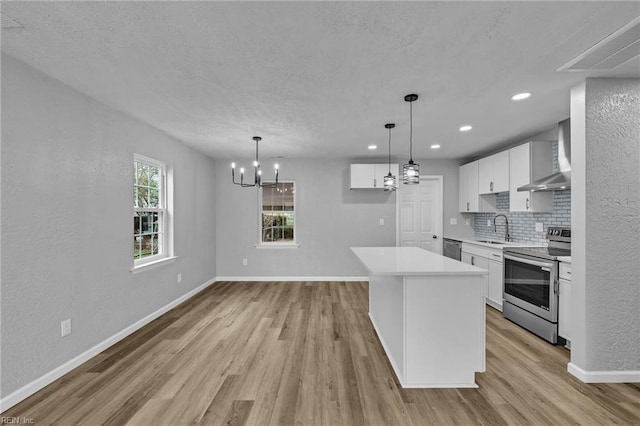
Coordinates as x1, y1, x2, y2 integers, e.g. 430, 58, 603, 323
368, 144, 377, 150
511, 92, 532, 101
430, 144, 441, 149
459, 125, 473, 132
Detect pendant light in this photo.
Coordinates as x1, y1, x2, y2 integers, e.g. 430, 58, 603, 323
231, 136, 279, 188
383, 123, 397, 191
403, 94, 420, 184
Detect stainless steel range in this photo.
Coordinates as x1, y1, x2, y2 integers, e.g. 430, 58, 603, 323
502, 227, 571, 344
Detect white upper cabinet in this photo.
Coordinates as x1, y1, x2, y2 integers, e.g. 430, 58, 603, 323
350, 164, 398, 189
478, 151, 509, 194
459, 161, 479, 212
459, 160, 497, 212
509, 142, 553, 212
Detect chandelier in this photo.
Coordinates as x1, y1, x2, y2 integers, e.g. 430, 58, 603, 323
231, 136, 279, 188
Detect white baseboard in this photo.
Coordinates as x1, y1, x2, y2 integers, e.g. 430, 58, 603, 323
568, 362, 640, 383
0, 277, 217, 412
215, 276, 369, 282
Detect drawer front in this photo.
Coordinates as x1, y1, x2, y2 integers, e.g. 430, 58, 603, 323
461, 242, 502, 260
559, 262, 572, 280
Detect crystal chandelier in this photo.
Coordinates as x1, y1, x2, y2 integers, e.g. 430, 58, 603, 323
383, 123, 397, 191
231, 136, 279, 188
403, 94, 420, 184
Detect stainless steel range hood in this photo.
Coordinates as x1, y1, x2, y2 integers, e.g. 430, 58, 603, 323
518, 119, 571, 192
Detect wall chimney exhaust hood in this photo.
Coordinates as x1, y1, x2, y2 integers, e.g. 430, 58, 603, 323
518, 119, 571, 192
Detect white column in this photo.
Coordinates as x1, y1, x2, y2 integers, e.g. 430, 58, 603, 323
569, 78, 640, 383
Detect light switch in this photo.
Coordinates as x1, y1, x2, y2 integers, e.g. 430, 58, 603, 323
450, 218, 457, 225
535, 223, 544, 232
379, 218, 384, 226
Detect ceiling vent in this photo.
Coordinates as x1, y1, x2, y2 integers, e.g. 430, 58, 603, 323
558, 16, 640, 72
1, 12, 25, 29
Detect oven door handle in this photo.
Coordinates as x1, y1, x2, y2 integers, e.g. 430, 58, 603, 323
503, 254, 554, 269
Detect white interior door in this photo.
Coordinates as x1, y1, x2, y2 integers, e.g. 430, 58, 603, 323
398, 176, 443, 254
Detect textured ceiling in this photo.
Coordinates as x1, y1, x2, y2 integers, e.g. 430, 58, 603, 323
1, 1, 639, 161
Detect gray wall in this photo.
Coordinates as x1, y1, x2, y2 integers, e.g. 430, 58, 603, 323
1, 55, 217, 398
571, 78, 640, 374
215, 157, 471, 277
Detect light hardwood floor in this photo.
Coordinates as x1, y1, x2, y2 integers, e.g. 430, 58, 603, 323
4, 281, 640, 425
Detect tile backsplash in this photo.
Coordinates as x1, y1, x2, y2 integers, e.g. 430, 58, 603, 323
473, 190, 571, 244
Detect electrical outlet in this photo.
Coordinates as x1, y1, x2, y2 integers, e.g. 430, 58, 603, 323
465, 219, 470, 226
177, 273, 182, 283
487, 220, 491, 227
61, 319, 71, 337
379, 218, 384, 226
242, 258, 248, 266
450, 218, 457, 225
535, 223, 544, 232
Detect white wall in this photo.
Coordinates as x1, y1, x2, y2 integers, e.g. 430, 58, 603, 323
0, 54, 217, 399
571, 78, 640, 379
214, 157, 471, 278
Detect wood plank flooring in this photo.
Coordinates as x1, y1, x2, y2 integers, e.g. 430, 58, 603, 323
4, 281, 640, 425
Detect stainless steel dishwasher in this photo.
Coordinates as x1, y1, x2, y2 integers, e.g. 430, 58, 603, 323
443, 238, 462, 261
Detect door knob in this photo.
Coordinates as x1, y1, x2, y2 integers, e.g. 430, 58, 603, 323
432, 235, 438, 239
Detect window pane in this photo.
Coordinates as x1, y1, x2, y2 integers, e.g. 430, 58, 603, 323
260, 181, 294, 243
137, 162, 149, 187
149, 188, 159, 208
134, 157, 167, 263
149, 166, 160, 188
137, 186, 149, 208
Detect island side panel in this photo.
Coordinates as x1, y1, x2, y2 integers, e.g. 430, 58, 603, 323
368, 275, 405, 384
404, 275, 486, 388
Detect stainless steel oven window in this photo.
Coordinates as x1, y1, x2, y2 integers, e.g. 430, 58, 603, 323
503, 254, 558, 322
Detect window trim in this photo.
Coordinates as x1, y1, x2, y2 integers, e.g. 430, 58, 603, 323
133, 154, 174, 270
257, 180, 298, 248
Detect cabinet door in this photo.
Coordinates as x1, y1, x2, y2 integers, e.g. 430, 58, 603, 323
350, 164, 374, 188
459, 161, 479, 212
462, 251, 490, 300
509, 142, 553, 212
488, 259, 503, 311
491, 151, 510, 193
509, 144, 531, 211
474, 256, 489, 300
559, 278, 572, 341
479, 151, 509, 194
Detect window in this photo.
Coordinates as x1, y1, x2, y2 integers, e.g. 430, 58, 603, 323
133, 155, 170, 266
260, 181, 296, 245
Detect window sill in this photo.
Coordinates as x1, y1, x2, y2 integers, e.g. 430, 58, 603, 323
255, 244, 300, 249
131, 256, 178, 274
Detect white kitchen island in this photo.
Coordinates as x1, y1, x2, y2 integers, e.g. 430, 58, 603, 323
351, 246, 488, 388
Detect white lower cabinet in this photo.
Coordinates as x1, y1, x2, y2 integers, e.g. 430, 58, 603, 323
559, 262, 572, 344
461, 243, 504, 311
487, 259, 503, 311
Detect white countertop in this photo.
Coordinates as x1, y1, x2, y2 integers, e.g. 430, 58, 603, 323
557, 256, 572, 263
444, 236, 545, 249
351, 246, 488, 276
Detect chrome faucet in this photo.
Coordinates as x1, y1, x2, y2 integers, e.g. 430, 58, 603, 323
493, 214, 511, 242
